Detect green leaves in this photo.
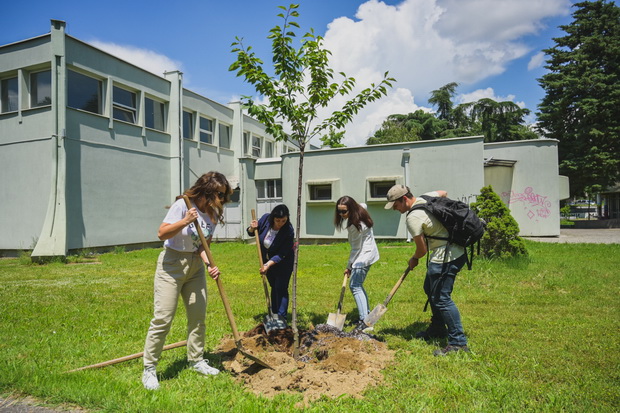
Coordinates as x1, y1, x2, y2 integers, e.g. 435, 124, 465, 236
537, 0, 620, 197
230, 4, 394, 146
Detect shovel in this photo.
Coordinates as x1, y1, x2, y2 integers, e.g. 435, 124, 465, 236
364, 267, 412, 327
251, 209, 284, 333
183, 196, 272, 370
326, 271, 349, 330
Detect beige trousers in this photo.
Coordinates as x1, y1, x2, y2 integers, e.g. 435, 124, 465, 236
143, 248, 207, 367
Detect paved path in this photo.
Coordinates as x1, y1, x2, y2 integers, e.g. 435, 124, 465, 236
525, 228, 620, 244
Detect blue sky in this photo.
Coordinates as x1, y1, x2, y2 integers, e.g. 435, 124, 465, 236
2, 0, 575, 146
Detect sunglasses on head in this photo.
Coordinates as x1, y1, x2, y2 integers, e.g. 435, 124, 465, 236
217, 192, 226, 200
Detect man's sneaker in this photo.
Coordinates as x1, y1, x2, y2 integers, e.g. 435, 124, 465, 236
142, 366, 159, 390
192, 360, 220, 376
415, 329, 448, 341
433, 344, 470, 356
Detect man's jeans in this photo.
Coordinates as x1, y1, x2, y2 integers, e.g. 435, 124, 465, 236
350, 266, 371, 321
424, 254, 467, 346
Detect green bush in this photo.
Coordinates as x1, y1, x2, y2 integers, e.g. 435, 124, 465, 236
471, 185, 528, 258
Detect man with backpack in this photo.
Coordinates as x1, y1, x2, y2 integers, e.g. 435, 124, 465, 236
385, 185, 470, 356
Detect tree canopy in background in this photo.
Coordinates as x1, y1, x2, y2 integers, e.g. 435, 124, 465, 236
537, 0, 620, 197
367, 83, 537, 145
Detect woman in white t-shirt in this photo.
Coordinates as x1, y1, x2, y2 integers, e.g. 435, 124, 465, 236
142, 171, 231, 391
335, 196, 380, 333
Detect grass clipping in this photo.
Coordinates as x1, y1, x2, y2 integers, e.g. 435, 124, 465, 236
216, 323, 394, 402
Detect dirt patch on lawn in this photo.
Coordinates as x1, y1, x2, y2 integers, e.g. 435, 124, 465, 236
215, 324, 394, 404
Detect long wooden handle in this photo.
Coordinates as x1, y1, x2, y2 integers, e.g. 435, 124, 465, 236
182, 195, 241, 343
67, 340, 187, 372
251, 209, 274, 315
382, 267, 412, 307
336, 272, 349, 314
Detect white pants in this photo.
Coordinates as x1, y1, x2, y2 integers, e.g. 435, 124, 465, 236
143, 248, 207, 367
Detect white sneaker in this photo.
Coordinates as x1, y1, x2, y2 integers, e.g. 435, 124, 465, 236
192, 360, 220, 376
142, 366, 159, 390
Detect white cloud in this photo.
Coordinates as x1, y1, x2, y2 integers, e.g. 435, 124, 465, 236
528, 51, 546, 70
88, 40, 183, 77
457, 87, 524, 107
319, 0, 570, 146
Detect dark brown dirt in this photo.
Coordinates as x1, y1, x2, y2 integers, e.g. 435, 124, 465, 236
215, 323, 395, 404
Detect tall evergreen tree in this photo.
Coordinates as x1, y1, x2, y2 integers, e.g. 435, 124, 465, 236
537, 0, 620, 196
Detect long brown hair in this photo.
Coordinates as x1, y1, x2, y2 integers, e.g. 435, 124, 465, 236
177, 171, 232, 224
334, 196, 374, 231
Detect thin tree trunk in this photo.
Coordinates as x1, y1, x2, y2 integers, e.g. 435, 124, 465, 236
291, 141, 305, 359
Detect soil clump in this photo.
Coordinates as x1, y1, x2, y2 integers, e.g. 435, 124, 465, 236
215, 323, 395, 403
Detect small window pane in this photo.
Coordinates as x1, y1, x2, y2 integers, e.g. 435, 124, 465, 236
145, 97, 165, 131
252, 136, 261, 157
183, 111, 194, 139
256, 180, 266, 199
30, 70, 51, 107
310, 184, 332, 200
199, 117, 213, 144
219, 124, 231, 148
68, 70, 101, 114
1, 77, 18, 113
370, 181, 396, 198
265, 141, 274, 157
243, 132, 250, 155
113, 86, 136, 123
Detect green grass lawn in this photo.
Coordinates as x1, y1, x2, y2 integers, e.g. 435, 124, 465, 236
0, 241, 618, 412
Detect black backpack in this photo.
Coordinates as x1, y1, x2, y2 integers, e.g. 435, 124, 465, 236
408, 195, 486, 270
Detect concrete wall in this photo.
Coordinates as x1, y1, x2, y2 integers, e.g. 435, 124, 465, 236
484, 139, 561, 236
281, 137, 485, 240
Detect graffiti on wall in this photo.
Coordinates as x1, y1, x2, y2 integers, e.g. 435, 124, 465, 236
501, 186, 551, 221
456, 194, 478, 205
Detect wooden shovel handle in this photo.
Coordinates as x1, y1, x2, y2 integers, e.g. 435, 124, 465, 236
382, 267, 412, 307
336, 271, 349, 313
182, 195, 241, 343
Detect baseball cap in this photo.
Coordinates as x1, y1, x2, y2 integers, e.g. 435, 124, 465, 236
384, 185, 410, 209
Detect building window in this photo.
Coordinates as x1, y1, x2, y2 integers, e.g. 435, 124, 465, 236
112, 86, 136, 123
1, 76, 18, 113
370, 180, 395, 198
219, 123, 231, 149
145, 97, 165, 131
183, 111, 194, 139
30, 70, 51, 108
252, 135, 262, 157
265, 141, 274, 157
256, 179, 282, 199
309, 184, 332, 201
199, 116, 214, 144
68, 70, 102, 114
243, 132, 250, 155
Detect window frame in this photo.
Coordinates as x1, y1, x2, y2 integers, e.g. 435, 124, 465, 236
252, 135, 262, 157
256, 179, 283, 200
199, 116, 214, 144
183, 110, 194, 140
0, 76, 18, 113
30, 69, 52, 108
366, 176, 403, 202
67, 69, 103, 115
219, 122, 231, 149
144, 96, 166, 131
112, 85, 137, 124
307, 179, 340, 203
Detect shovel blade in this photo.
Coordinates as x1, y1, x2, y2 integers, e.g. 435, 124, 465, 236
236, 346, 273, 370
326, 312, 347, 330
363, 304, 387, 327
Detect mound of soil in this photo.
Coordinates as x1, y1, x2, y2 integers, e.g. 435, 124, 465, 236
215, 323, 395, 403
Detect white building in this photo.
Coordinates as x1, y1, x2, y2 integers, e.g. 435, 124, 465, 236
0, 21, 569, 258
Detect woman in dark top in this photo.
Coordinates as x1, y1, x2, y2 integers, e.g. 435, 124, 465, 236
247, 204, 295, 323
